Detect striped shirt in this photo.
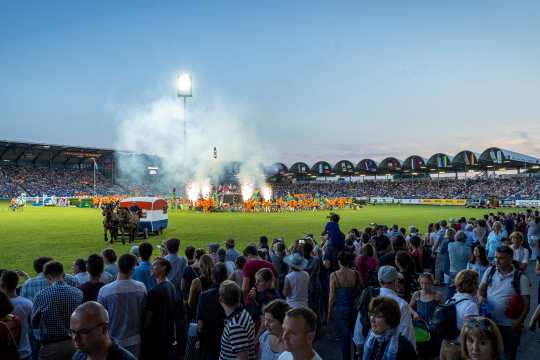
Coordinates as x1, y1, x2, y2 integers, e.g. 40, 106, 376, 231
219, 307, 256, 360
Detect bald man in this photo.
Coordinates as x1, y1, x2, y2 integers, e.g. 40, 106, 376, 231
70, 302, 136, 360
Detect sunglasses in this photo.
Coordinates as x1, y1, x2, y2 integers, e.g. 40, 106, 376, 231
465, 317, 493, 334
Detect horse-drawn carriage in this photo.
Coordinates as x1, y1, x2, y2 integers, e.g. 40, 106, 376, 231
102, 197, 168, 244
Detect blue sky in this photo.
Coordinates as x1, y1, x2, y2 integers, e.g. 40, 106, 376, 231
1, 1, 540, 163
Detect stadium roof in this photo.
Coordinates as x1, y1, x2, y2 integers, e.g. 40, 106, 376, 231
0, 139, 115, 167
3, 140, 540, 177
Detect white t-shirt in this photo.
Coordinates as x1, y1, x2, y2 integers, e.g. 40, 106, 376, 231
278, 351, 322, 360
285, 270, 309, 308
512, 246, 529, 265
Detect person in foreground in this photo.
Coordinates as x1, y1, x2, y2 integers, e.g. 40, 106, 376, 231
70, 301, 136, 360
460, 316, 504, 360
361, 296, 416, 360
278, 306, 322, 360
219, 280, 257, 360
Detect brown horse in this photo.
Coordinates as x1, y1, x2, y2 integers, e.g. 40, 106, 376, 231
118, 207, 140, 244
102, 205, 119, 243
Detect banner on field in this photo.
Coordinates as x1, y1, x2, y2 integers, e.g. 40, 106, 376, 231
420, 199, 467, 206
370, 197, 394, 204
395, 199, 422, 205
515, 200, 540, 208
500, 199, 516, 207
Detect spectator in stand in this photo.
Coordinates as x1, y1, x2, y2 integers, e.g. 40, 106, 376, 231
328, 251, 359, 360
0, 279, 23, 360
448, 231, 472, 300
395, 250, 417, 302
242, 245, 277, 301
467, 245, 490, 280
101, 249, 118, 280
486, 221, 504, 262
97, 254, 146, 358
229, 255, 246, 289
379, 235, 407, 268
409, 235, 423, 272
246, 268, 280, 326
527, 215, 540, 260
183, 248, 205, 301
353, 266, 416, 355
70, 302, 136, 360
355, 244, 379, 289
510, 231, 530, 272
142, 257, 176, 360
219, 280, 256, 360
188, 254, 214, 321
278, 307, 322, 360
441, 269, 480, 360
371, 225, 391, 257
259, 299, 290, 360
197, 262, 228, 360
225, 238, 241, 262
271, 241, 289, 296
259, 236, 271, 261
409, 272, 443, 359
474, 219, 489, 246
32, 261, 83, 360
21, 256, 79, 301
478, 245, 530, 360
133, 242, 156, 291
1, 270, 32, 360
185, 245, 196, 266
438, 228, 455, 287
164, 238, 188, 296
323, 213, 345, 271
208, 243, 220, 264
361, 297, 416, 360
80, 254, 105, 302
302, 239, 321, 330
72, 259, 89, 284
464, 223, 476, 247
283, 253, 310, 309
459, 316, 504, 360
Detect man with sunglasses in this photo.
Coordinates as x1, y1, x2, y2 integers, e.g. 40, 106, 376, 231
71, 301, 136, 360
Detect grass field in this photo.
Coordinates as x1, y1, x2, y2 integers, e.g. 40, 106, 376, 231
0, 201, 519, 274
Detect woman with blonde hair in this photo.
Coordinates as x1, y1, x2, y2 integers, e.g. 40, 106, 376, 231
460, 316, 504, 360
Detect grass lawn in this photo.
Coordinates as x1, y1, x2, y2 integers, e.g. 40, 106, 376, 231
0, 201, 518, 274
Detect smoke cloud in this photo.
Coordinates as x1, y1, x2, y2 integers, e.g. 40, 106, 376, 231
114, 95, 274, 195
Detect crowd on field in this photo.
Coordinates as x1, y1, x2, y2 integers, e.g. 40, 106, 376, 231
2, 210, 540, 359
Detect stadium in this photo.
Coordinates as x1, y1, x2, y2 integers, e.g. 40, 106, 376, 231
3, 3, 540, 360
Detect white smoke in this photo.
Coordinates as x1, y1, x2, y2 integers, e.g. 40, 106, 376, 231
114, 95, 274, 195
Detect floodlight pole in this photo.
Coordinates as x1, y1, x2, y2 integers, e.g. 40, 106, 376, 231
183, 96, 187, 163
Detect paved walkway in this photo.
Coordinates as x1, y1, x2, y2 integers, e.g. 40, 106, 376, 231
315, 262, 540, 359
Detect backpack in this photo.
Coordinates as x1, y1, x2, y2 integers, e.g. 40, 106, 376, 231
485, 265, 525, 319
355, 286, 380, 338
429, 298, 468, 340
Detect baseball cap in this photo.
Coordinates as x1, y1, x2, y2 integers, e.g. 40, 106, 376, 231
378, 266, 401, 284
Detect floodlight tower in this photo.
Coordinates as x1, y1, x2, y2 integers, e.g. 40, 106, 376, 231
177, 73, 192, 164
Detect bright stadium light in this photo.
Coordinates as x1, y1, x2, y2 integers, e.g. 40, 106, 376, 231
177, 73, 192, 97
177, 72, 193, 164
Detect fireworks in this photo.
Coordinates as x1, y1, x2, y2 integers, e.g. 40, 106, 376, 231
261, 184, 272, 201
241, 182, 254, 201
186, 182, 200, 202
201, 179, 212, 199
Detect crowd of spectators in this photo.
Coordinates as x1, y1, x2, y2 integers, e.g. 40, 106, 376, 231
1, 210, 540, 359
273, 175, 540, 200
0, 165, 115, 198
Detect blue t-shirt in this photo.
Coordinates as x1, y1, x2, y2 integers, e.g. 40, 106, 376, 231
325, 222, 344, 249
